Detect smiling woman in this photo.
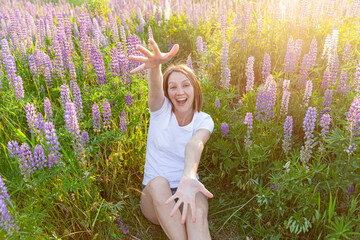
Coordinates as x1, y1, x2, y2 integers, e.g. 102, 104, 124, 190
129, 38, 214, 239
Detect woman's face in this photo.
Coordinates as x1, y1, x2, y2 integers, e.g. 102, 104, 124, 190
167, 71, 195, 115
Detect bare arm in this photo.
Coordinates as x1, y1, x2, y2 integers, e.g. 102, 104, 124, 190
183, 129, 211, 178
166, 129, 213, 224
129, 39, 179, 112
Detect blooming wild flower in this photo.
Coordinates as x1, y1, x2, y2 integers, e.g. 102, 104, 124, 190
92, 103, 101, 132
0, 175, 18, 235
125, 92, 133, 106
221, 122, 229, 136
244, 112, 253, 151
120, 110, 127, 132
64, 102, 80, 137
245, 56, 255, 92
103, 99, 112, 130
282, 116, 293, 154
300, 107, 317, 164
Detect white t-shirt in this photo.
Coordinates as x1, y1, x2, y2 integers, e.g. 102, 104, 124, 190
142, 97, 214, 188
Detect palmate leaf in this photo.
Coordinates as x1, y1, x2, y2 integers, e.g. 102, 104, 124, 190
326, 216, 360, 239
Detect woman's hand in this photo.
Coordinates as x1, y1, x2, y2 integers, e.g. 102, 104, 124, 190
129, 38, 179, 74
165, 176, 213, 224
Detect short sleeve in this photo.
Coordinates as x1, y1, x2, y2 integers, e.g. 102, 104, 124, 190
150, 97, 172, 118
195, 112, 214, 134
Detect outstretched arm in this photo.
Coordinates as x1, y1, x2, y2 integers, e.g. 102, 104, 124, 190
129, 38, 179, 112
165, 129, 214, 224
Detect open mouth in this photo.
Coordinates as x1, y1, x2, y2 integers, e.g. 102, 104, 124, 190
176, 98, 187, 104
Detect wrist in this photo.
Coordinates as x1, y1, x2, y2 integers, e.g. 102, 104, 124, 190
182, 174, 196, 179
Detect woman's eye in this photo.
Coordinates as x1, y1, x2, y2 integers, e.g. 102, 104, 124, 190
170, 87, 176, 89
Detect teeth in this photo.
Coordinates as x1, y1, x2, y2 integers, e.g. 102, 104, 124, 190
177, 98, 186, 101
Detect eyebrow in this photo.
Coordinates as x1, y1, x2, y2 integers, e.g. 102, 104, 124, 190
168, 79, 191, 84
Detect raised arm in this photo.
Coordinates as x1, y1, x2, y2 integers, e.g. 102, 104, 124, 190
129, 39, 179, 112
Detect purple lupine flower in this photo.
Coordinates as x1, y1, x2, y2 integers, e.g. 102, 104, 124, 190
35, 112, 45, 137
1, 39, 11, 62
346, 97, 360, 136
64, 102, 80, 137
119, 110, 127, 132
44, 67, 52, 88
329, 55, 339, 85
13, 75, 24, 100
186, 55, 193, 70
320, 113, 331, 140
18, 143, 34, 176
321, 68, 332, 89
353, 60, 360, 94
111, 47, 120, 76
125, 92, 133, 106
245, 56, 255, 92
220, 41, 230, 90
4, 55, 17, 87
244, 112, 253, 151
44, 97, 53, 120
72, 81, 83, 119
346, 185, 355, 195
60, 84, 71, 109
298, 54, 311, 87
120, 25, 127, 47
322, 89, 333, 108
300, 107, 317, 164
69, 61, 77, 82
103, 99, 111, 130
293, 39, 303, 69
255, 75, 277, 121
148, 26, 153, 40
92, 103, 101, 133
261, 53, 271, 82
221, 122, 229, 136
342, 43, 350, 61
337, 71, 350, 94
0, 174, 18, 235
7, 141, 20, 158
33, 145, 47, 169
81, 131, 89, 148
308, 38, 317, 68
280, 90, 290, 116
28, 54, 38, 77
196, 36, 204, 56
303, 80, 313, 107
111, 22, 119, 43
284, 37, 295, 73
25, 103, 38, 135
117, 218, 130, 234
44, 121, 62, 168
282, 116, 293, 154
214, 98, 220, 109
322, 35, 332, 60
0, 175, 11, 202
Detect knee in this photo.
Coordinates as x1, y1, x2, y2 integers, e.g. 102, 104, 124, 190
147, 176, 171, 205
148, 176, 170, 191
194, 205, 208, 222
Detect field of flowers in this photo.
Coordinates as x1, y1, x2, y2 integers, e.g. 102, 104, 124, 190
1, 0, 360, 239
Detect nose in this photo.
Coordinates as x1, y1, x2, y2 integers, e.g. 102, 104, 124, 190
176, 86, 185, 94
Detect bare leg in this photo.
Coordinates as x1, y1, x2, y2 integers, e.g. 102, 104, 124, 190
185, 192, 211, 240
141, 176, 187, 240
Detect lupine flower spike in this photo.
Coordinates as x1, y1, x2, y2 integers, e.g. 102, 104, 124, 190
92, 103, 101, 132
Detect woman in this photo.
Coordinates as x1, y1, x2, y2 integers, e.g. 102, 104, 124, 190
129, 38, 214, 240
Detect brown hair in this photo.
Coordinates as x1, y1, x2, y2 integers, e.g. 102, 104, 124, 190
163, 64, 203, 112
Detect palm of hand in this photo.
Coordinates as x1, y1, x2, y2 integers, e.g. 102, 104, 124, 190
165, 176, 213, 224
129, 38, 179, 74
